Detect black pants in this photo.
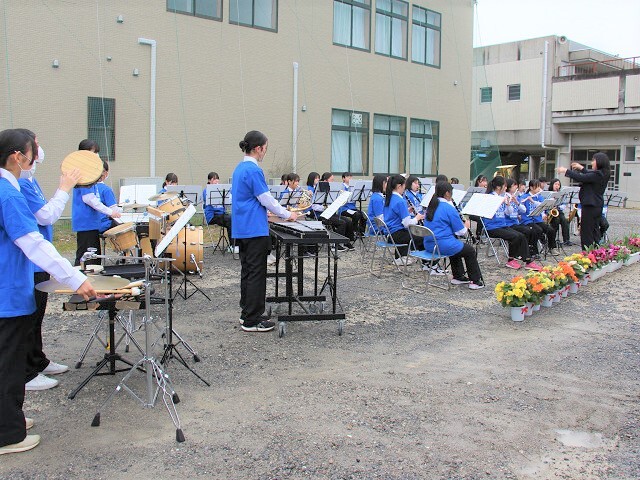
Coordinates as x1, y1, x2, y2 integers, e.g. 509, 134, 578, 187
550, 211, 570, 243
510, 224, 540, 255
75, 230, 101, 266
208, 213, 234, 244
580, 205, 603, 249
487, 227, 530, 262
390, 229, 424, 258
599, 215, 609, 238
450, 243, 482, 283
25, 272, 50, 383
533, 222, 557, 249
238, 236, 271, 327
0, 314, 30, 447
321, 215, 354, 244
341, 210, 365, 235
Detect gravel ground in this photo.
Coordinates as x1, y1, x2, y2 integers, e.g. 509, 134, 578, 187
1, 207, 639, 479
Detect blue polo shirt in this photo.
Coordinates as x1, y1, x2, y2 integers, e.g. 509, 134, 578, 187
383, 192, 410, 234
483, 192, 507, 231
19, 177, 53, 273
203, 187, 225, 224
367, 192, 385, 233
72, 184, 102, 232
97, 182, 117, 232
0, 178, 38, 317
422, 201, 465, 256
231, 157, 270, 239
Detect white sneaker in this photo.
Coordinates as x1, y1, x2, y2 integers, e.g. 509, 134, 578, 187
266, 253, 277, 265
0, 435, 40, 455
25, 374, 59, 391
42, 361, 69, 375
392, 256, 407, 266
25, 418, 34, 430
233, 246, 240, 254
423, 264, 446, 276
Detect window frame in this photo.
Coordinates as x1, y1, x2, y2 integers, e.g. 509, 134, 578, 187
166, 0, 223, 21
571, 148, 620, 191
507, 84, 521, 101
332, 0, 372, 52
229, 0, 278, 32
374, 0, 409, 60
331, 108, 370, 175
87, 96, 116, 162
480, 86, 493, 104
373, 113, 406, 175
409, 118, 439, 177
411, 5, 441, 68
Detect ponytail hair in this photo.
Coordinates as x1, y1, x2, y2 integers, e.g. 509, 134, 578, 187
162, 172, 178, 188
239, 130, 268, 154
372, 174, 386, 194
384, 174, 405, 207
487, 175, 505, 194
426, 181, 452, 221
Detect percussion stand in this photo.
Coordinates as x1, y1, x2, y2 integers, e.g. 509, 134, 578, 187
91, 255, 186, 443
172, 224, 211, 302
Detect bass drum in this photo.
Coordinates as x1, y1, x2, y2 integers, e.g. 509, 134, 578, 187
165, 226, 203, 273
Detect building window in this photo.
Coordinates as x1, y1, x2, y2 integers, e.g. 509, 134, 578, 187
571, 149, 619, 190
333, 0, 371, 51
625, 145, 637, 162
480, 87, 492, 103
167, 0, 222, 20
373, 114, 406, 174
331, 109, 369, 174
229, 0, 277, 31
508, 84, 521, 101
88, 97, 115, 162
409, 118, 439, 176
411, 5, 441, 67
375, 0, 408, 60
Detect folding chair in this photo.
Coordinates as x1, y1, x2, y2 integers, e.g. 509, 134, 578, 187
478, 218, 509, 265
370, 217, 408, 278
402, 224, 450, 292
358, 211, 378, 262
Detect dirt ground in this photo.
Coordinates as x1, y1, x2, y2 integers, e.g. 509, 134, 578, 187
1, 208, 639, 479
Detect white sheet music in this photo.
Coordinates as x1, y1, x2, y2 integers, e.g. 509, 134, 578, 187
320, 190, 351, 219
420, 186, 466, 208
119, 184, 157, 205
461, 193, 505, 218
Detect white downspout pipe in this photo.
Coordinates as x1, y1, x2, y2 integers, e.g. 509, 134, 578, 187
138, 38, 157, 177
292, 62, 299, 174
541, 40, 549, 149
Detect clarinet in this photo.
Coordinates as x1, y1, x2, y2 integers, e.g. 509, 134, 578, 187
451, 198, 476, 244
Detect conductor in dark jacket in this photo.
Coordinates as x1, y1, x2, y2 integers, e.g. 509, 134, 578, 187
556, 152, 610, 249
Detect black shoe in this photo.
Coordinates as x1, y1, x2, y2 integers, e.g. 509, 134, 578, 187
333, 244, 348, 252
241, 320, 275, 332
345, 243, 356, 251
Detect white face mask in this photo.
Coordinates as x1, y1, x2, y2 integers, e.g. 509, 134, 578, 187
36, 146, 45, 164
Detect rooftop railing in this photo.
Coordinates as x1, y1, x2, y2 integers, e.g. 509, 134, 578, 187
557, 56, 640, 77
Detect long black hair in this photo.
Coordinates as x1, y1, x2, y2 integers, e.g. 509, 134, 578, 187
162, 172, 178, 188
0, 129, 35, 168
79, 138, 100, 153
593, 152, 611, 181
404, 175, 419, 190
487, 175, 505, 194
548, 178, 560, 191
425, 181, 453, 221
384, 175, 406, 207
474, 174, 487, 187
372, 174, 386, 194
306, 171, 319, 188
239, 130, 267, 154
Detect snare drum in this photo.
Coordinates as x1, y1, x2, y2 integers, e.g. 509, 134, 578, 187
146, 206, 168, 240
157, 196, 186, 227
166, 226, 204, 273
103, 222, 139, 253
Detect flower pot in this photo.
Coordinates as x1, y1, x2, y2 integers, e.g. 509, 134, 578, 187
610, 261, 622, 272
510, 306, 526, 321
560, 286, 569, 298
591, 268, 602, 281
626, 252, 640, 265
524, 302, 534, 316
532, 303, 541, 311
552, 290, 562, 303
581, 275, 589, 286
541, 294, 554, 307
569, 282, 579, 294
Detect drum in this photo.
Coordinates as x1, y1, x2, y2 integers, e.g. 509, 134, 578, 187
103, 222, 139, 253
140, 237, 153, 258
146, 206, 168, 240
61, 150, 103, 186
166, 226, 204, 273
157, 196, 185, 227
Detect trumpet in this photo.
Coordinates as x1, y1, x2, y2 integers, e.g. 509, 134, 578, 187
546, 208, 559, 224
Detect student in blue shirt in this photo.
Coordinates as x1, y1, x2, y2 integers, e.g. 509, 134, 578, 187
97, 161, 120, 234
519, 179, 558, 255
308, 172, 354, 251
504, 178, 541, 258
423, 182, 484, 289
203, 171, 233, 250
404, 175, 423, 216
383, 175, 424, 265
231, 131, 298, 332
0, 129, 96, 455
367, 174, 387, 234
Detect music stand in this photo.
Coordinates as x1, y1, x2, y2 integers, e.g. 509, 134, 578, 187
119, 184, 156, 205
156, 204, 210, 302
349, 180, 372, 212
310, 190, 328, 220
460, 187, 487, 208
529, 198, 557, 218
279, 189, 306, 210
205, 183, 232, 253
269, 184, 286, 198
165, 184, 201, 206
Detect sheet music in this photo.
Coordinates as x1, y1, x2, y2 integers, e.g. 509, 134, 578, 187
165, 185, 201, 205
119, 184, 156, 205
461, 193, 505, 218
349, 180, 372, 202
154, 204, 196, 257
269, 184, 286, 198
529, 198, 556, 217
420, 186, 465, 208
320, 190, 351, 219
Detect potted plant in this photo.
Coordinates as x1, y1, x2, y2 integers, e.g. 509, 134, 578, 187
495, 276, 532, 321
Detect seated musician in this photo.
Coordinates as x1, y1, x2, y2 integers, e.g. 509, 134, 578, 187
203, 172, 234, 251
73, 140, 121, 265
423, 181, 484, 289
504, 178, 541, 259
157, 172, 178, 207
383, 174, 425, 266
404, 175, 423, 216
519, 179, 558, 256
337, 172, 365, 234
548, 178, 573, 246
97, 161, 121, 234
367, 174, 387, 234
483, 176, 541, 271
307, 172, 355, 251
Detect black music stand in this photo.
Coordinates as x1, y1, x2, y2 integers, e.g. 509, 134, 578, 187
205, 183, 232, 254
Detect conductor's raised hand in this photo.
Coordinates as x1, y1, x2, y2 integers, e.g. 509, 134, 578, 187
59, 168, 82, 193
76, 279, 97, 301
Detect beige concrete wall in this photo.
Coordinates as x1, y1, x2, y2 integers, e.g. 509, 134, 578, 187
472, 57, 543, 132
552, 77, 620, 111
625, 75, 640, 107
0, 0, 474, 211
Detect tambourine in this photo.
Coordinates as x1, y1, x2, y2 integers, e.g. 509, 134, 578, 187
61, 150, 104, 186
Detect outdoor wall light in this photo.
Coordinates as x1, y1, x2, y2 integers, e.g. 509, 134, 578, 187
117, 15, 124, 23
52, 59, 59, 68
132, 68, 139, 77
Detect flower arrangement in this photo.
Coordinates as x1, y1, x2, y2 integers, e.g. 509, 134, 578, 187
584, 246, 611, 268
608, 244, 631, 263
564, 253, 592, 274
622, 235, 640, 254
528, 271, 556, 293
557, 261, 579, 283
495, 276, 531, 307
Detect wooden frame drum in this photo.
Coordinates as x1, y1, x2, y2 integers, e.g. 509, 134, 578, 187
61, 150, 103, 186
103, 222, 139, 253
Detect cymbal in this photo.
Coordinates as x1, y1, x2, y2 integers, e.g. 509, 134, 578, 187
36, 275, 130, 293
120, 203, 147, 211
148, 192, 178, 202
